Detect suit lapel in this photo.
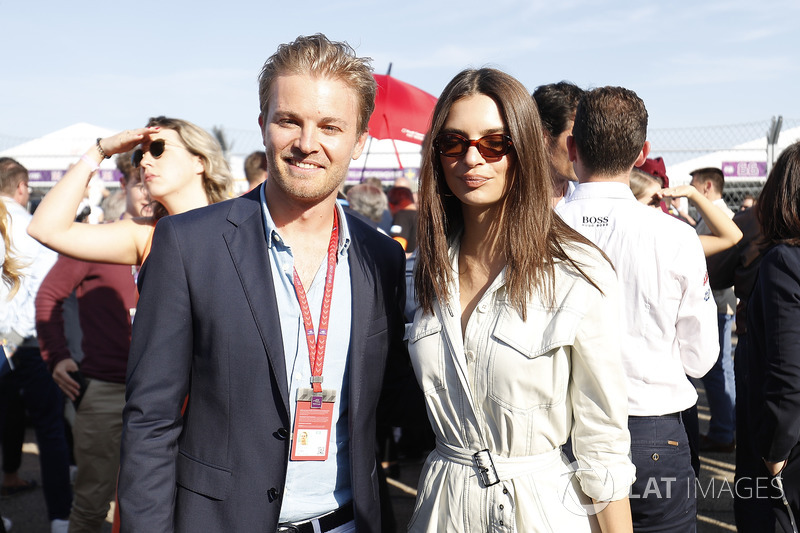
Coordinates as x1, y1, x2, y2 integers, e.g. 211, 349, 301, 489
346, 224, 375, 420
223, 188, 290, 415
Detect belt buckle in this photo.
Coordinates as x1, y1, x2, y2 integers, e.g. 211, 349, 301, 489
473, 449, 500, 487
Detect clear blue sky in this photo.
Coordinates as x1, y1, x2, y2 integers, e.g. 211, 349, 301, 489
2, 0, 797, 146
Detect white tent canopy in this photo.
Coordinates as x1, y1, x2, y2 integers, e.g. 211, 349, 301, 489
0, 122, 119, 185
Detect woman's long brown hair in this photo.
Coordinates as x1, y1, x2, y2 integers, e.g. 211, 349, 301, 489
758, 141, 800, 247
415, 68, 606, 319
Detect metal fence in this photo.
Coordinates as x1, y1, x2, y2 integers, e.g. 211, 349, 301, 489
646, 117, 800, 212
648, 118, 797, 167
3, 116, 798, 194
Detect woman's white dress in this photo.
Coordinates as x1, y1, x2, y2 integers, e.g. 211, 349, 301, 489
406, 243, 635, 532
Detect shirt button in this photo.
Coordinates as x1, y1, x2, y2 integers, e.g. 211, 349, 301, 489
478, 303, 488, 313
503, 488, 509, 494
499, 504, 504, 510
466, 351, 475, 362
272, 233, 281, 242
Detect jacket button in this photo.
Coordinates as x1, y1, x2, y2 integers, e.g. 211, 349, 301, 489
277, 428, 289, 439
268, 488, 280, 501
652, 453, 660, 461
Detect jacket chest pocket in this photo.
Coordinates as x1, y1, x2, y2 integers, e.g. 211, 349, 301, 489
487, 305, 581, 412
406, 310, 446, 395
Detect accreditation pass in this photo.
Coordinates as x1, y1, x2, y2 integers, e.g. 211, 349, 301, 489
291, 388, 336, 461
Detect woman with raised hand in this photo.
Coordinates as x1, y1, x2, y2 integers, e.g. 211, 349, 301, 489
28, 116, 233, 265
657, 184, 742, 256
406, 68, 634, 532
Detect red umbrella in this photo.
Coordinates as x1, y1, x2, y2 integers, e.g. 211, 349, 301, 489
366, 74, 437, 169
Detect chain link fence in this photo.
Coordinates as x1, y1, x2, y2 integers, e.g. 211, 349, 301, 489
648, 117, 800, 212
3, 117, 799, 201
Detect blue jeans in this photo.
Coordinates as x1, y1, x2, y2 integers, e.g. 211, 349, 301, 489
629, 414, 696, 532
0, 346, 72, 521
700, 313, 736, 443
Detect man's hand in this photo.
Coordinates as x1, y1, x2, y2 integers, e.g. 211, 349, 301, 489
53, 358, 80, 400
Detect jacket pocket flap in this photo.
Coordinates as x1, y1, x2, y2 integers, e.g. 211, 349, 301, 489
176, 451, 232, 501
493, 306, 581, 358
405, 312, 443, 343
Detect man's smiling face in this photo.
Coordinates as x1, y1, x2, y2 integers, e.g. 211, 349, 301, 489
260, 73, 368, 205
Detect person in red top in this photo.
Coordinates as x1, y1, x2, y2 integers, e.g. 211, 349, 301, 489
35, 159, 146, 532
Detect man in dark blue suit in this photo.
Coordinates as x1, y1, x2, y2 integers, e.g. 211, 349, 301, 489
119, 34, 408, 533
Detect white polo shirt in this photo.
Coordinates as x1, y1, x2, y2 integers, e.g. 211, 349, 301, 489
557, 182, 719, 416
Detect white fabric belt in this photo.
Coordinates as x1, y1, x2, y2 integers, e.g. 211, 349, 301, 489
434, 440, 564, 483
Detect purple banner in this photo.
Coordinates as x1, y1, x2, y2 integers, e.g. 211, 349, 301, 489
721, 161, 767, 178
28, 169, 123, 184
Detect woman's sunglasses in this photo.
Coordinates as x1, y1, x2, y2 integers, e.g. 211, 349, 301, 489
131, 139, 183, 168
434, 133, 514, 159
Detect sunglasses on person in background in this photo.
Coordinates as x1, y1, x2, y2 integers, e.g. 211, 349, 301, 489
434, 133, 514, 158
131, 139, 187, 168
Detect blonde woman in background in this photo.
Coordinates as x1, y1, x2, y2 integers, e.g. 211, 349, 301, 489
29, 116, 233, 266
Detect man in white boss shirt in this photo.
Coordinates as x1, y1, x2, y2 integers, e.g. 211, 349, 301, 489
557, 87, 718, 532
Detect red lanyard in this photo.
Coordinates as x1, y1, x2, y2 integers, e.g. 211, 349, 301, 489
292, 209, 339, 394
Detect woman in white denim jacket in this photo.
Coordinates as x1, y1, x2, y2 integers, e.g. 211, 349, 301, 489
407, 68, 635, 532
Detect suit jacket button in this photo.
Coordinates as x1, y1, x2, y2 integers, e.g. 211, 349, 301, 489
268, 488, 280, 501
277, 428, 289, 439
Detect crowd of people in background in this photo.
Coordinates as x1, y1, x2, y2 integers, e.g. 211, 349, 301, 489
2, 31, 800, 533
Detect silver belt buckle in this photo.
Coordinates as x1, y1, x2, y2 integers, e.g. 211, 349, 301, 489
473, 449, 500, 487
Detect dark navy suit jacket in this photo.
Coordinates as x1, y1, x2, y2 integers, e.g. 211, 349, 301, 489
747, 244, 800, 463
746, 243, 800, 527
119, 185, 407, 532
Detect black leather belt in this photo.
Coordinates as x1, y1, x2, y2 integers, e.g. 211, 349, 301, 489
629, 412, 681, 420
276, 503, 354, 533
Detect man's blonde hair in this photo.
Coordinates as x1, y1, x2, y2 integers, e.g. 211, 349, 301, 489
258, 33, 376, 134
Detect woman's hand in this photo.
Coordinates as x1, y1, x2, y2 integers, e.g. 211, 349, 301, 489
657, 185, 699, 202
97, 126, 160, 158
764, 459, 787, 477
